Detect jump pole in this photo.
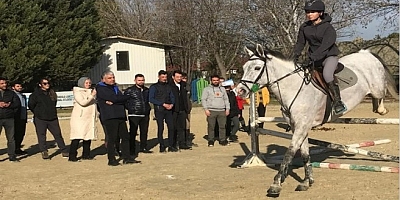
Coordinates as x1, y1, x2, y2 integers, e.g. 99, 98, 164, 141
237, 92, 267, 168
267, 139, 391, 160
257, 128, 399, 163
265, 160, 399, 173
256, 117, 399, 125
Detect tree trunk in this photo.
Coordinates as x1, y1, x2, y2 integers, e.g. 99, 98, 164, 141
215, 53, 227, 79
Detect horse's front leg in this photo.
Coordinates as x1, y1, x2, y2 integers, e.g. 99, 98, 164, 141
295, 136, 314, 191
267, 145, 296, 196
267, 126, 310, 196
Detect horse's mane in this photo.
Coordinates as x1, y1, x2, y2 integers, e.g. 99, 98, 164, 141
247, 46, 289, 61
266, 48, 289, 61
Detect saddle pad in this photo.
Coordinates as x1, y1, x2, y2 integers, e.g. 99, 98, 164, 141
336, 66, 358, 90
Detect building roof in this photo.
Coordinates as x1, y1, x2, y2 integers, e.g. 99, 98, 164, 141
103, 36, 182, 50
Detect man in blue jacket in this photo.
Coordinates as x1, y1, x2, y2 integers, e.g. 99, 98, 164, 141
149, 70, 175, 153
96, 71, 141, 166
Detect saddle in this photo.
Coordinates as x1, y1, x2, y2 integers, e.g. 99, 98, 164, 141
310, 62, 345, 124
311, 62, 344, 97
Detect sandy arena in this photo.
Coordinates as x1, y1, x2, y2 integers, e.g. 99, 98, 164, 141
0, 102, 397, 199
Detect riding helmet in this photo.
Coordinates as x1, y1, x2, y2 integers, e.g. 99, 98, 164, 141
304, 0, 325, 12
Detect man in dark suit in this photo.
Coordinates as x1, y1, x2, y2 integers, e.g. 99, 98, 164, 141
12, 82, 28, 155
0, 77, 20, 162
170, 70, 191, 150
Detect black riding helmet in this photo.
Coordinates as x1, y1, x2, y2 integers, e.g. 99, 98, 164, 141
304, 0, 325, 12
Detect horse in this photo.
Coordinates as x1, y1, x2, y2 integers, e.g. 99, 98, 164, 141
236, 44, 399, 196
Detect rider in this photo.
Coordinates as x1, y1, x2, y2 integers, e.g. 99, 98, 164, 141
292, 0, 347, 115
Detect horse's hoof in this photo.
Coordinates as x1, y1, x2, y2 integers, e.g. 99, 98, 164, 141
379, 108, 389, 115
267, 184, 282, 196
295, 183, 309, 191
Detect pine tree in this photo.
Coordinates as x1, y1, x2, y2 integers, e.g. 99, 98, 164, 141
0, 0, 103, 91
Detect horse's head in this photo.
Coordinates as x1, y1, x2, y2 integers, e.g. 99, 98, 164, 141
237, 44, 271, 98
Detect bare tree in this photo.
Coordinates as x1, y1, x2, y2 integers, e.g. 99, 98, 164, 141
196, 0, 248, 78
96, 0, 157, 39
244, 0, 398, 56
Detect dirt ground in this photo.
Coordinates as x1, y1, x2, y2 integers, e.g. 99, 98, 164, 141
0, 102, 398, 200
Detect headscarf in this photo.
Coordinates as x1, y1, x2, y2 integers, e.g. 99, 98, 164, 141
77, 77, 90, 88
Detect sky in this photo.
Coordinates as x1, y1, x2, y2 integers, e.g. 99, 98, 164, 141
339, 17, 398, 41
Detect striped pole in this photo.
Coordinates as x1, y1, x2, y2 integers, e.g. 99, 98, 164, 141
266, 161, 399, 173
257, 129, 399, 162
346, 139, 391, 148
256, 117, 399, 125
307, 138, 399, 163
311, 162, 399, 173
267, 139, 391, 160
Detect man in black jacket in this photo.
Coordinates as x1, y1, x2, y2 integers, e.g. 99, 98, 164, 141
170, 70, 191, 150
12, 82, 28, 155
149, 70, 175, 153
29, 78, 69, 159
0, 77, 20, 162
96, 71, 140, 166
222, 80, 240, 143
124, 74, 152, 155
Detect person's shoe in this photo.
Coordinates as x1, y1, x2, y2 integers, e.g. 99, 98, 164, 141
41, 151, 49, 159
160, 146, 167, 153
139, 148, 153, 153
242, 126, 250, 132
191, 143, 199, 147
81, 156, 94, 160
168, 146, 179, 152
179, 145, 192, 150
108, 160, 120, 166
61, 152, 69, 158
15, 149, 27, 155
9, 155, 19, 162
208, 141, 214, 147
123, 158, 141, 165
68, 157, 80, 162
219, 140, 230, 146
228, 136, 239, 143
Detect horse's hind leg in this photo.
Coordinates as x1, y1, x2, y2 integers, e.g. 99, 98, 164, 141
372, 98, 389, 115
295, 136, 314, 191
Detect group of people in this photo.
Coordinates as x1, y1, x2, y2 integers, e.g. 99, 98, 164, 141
0, 77, 70, 162
69, 69, 193, 166
201, 75, 269, 147
0, 0, 343, 167
0, 71, 269, 166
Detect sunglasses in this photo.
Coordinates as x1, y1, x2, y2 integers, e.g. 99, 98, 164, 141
41, 82, 50, 85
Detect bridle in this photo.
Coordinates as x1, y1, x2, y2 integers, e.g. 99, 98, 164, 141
239, 53, 310, 123
239, 54, 304, 92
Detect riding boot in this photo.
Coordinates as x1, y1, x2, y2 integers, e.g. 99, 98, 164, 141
327, 81, 347, 115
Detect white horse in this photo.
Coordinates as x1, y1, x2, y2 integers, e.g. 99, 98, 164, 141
237, 44, 398, 196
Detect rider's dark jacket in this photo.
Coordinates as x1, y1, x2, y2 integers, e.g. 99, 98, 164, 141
293, 13, 340, 62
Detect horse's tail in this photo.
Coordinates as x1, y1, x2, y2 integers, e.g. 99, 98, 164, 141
370, 52, 399, 100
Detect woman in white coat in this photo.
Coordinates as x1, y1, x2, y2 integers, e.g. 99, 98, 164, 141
68, 77, 97, 162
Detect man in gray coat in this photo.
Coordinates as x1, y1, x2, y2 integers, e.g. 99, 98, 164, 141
201, 75, 230, 147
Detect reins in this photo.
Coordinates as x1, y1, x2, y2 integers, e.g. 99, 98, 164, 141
240, 54, 313, 126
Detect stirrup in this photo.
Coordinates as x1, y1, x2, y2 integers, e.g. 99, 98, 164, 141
334, 101, 347, 115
